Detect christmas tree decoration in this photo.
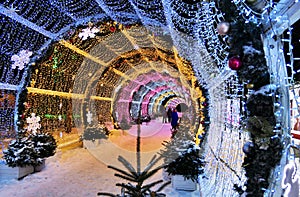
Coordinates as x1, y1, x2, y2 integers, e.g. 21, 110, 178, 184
246, 84, 254, 89
109, 26, 116, 32
217, 22, 230, 35
228, 56, 242, 70
242, 141, 254, 155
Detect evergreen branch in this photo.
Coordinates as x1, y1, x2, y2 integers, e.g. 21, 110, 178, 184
118, 155, 138, 176
141, 180, 164, 192
155, 180, 171, 192
116, 183, 139, 194
114, 173, 139, 182
142, 154, 162, 174
139, 165, 164, 182
97, 192, 118, 196
107, 165, 137, 179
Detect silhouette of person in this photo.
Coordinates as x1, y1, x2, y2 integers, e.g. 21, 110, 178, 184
171, 108, 178, 131
167, 108, 172, 123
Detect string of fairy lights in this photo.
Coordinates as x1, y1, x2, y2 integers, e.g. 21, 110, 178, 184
0, 0, 299, 196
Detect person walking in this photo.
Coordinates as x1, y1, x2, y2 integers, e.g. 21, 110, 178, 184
162, 109, 167, 123
167, 108, 172, 123
171, 108, 178, 131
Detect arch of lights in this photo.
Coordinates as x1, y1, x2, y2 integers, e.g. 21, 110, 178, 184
110, 61, 196, 124
0, 0, 299, 196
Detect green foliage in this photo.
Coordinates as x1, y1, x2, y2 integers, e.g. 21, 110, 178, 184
98, 155, 170, 196
215, 1, 284, 196
241, 138, 283, 196
3, 136, 37, 168
160, 123, 205, 182
3, 129, 57, 167
83, 124, 110, 141
161, 141, 205, 182
29, 131, 57, 161
245, 116, 275, 138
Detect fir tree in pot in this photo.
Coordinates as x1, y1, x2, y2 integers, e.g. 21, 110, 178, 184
160, 123, 205, 190
2, 130, 36, 179
29, 130, 57, 172
3, 130, 36, 168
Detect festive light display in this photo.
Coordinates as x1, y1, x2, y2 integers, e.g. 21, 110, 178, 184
0, 0, 299, 196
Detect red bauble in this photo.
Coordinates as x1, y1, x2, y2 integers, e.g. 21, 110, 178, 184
110, 26, 116, 32
228, 56, 242, 70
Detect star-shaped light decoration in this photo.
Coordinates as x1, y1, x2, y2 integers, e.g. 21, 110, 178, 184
87, 111, 93, 124
11, 50, 33, 70
78, 27, 99, 40
5, 4, 20, 14
26, 113, 41, 134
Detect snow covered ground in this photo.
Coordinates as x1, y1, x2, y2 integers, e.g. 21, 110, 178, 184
0, 120, 201, 197
0, 147, 201, 197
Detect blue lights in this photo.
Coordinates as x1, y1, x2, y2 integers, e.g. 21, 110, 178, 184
0, 0, 299, 196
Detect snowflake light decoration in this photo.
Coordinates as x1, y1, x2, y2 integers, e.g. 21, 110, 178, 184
86, 111, 93, 124
78, 27, 99, 40
11, 49, 33, 70
26, 113, 41, 134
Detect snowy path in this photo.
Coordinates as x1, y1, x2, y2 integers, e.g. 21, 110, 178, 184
0, 120, 201, 196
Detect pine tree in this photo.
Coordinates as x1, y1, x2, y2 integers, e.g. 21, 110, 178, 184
98, 123, 170, 196
29, 130, 57, 165
160, 121, 205, 182
3, 130, 36, 167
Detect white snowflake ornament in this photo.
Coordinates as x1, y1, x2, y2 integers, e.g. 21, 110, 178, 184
26, 113, 41, 134
78, 27, 99, 40
86, 111, 93, 124
11, 50, 33, 70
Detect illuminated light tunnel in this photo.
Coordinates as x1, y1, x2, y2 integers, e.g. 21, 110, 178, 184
0, 1, 298, 196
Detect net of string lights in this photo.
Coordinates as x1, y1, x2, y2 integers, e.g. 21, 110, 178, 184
212, 0, 300, 196
0, 0, 300, 196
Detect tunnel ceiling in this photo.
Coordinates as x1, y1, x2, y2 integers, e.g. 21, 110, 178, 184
0, 0, 229, 92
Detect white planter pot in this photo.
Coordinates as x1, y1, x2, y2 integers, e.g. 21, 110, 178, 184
0, 164, 34, 180
171, 175, 197, 191
34, 159, 46, 172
